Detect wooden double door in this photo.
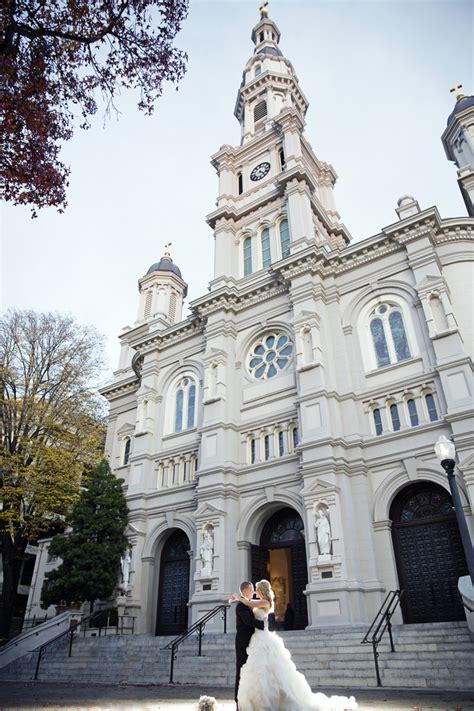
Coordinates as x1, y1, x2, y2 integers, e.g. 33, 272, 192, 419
391, 482, 468, 624
251, 507, 309, 629
155, 530, 190, 635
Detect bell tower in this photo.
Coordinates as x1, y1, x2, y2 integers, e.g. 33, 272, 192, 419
441, 84, 474, 217
207, 5, 351, 291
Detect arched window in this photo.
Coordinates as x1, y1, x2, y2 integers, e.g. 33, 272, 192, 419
264, 434, 271, 460
254, 100, 267, 123
389, 403, 401, 431
291, 425, 299, 450
261, 228, 271, 268
123, 437, 131, 465
373, 409, 383, 436
407, 399, 419, 427
238, 172, 243, 195
425, 393, 438, 421
278, 430, 285, 456
279, 219, 290, 258
250, 437, 256, 464
279, 148, 285, 172
243, 236, 252, 277
174, 376, 198, 433
369, 303, 411, 368
255, 64, 262, 77
259, 31, 264, 42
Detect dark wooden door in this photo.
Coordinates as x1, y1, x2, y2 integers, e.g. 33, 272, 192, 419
391, 483, 468, 624
251, 544, 269, 582
156, 530, 190, 635
291, 540, 309, 629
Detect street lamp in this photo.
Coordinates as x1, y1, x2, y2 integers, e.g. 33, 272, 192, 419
434, 435, 474, 585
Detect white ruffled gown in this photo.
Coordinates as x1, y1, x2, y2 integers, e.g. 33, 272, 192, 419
237, 608, 357, 711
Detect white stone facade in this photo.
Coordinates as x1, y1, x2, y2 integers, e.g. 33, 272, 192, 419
100, 13, 474, 635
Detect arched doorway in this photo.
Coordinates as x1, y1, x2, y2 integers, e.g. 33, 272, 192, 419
251, 507, 308, 629
156, 529, 190, 635
390, 482, 468, 623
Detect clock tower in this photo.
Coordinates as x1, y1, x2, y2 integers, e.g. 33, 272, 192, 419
207, 6, 351, 291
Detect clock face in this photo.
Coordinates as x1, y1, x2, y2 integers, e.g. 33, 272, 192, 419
250, 162, 271, 182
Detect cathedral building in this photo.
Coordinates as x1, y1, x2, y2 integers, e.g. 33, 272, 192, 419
98, 9, 473, 636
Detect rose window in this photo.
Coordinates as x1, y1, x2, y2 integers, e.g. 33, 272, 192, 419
248, 332, 293, 380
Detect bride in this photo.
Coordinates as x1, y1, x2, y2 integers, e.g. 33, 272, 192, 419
229, 579, 357, 711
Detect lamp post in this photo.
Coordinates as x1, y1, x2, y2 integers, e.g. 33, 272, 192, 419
434, 435, 474, 585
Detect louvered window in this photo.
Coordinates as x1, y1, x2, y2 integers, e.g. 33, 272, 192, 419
254, 100, 267, 123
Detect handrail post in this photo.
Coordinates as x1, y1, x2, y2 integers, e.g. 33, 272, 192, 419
170, 645, 175, 684
132, 617, 135, 635
224, 605, 227, 634
198, 623, 203, 656
34, 647, 43, 680
372, 639, 382, 687
386, 611, 395, 653
68, 628, 74, 657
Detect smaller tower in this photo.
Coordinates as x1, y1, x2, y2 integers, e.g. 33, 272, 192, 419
136, 244, 188, 328
441, 84, 474, 217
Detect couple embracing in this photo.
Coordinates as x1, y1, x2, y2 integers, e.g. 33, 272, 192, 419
229, 579, 357, 711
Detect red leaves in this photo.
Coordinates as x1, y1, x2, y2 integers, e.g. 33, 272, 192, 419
1, 0, 189, 216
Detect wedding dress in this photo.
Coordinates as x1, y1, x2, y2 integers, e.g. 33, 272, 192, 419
237, 608, 357, 711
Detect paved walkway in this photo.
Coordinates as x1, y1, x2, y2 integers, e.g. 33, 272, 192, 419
0, 683, 473, 711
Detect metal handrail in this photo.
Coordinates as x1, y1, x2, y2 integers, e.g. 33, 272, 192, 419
165, 604, 230, 683
34, 608, 135, 680
361, 589, 404, 686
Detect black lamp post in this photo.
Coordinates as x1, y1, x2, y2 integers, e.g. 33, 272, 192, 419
434, 435, 474, 585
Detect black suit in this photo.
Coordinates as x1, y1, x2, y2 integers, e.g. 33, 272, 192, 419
234, 600, 264, 703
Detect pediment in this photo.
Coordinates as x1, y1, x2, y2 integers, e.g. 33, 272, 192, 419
195, 502, 227, 518
300, 478, 340, 496
117, 422, 135, 435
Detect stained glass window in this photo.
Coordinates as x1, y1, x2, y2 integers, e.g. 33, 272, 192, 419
407, 399, 418, 426
370, 318, 390, 367
264, 434, 270, 460
389, 311, 411, 361
248, 332, 294, 379
123, 438, 131, 465
279, 219, 290, 258
278, 431, 285, 456
175, 389, 184, 432
425, 394, 438, 421
373, 409, 382, 436
187, 385, 196, 428
243, 237, 252, 276
261, 228, 271, 268
390, 403, 401, 431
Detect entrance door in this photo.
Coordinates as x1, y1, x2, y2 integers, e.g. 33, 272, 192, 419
391, 482, 468, 623
252, 507, 309, 629
156, 530, 190, 635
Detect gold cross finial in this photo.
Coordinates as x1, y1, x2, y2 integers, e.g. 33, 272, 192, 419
259, 1, 269, 18
450, 83, 465, 101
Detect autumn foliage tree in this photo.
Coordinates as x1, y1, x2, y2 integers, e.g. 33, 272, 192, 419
0, 310, 106, 638
1, 0, 189, 215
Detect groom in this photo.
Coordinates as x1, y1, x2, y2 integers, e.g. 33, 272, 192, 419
234, 581, 265, 709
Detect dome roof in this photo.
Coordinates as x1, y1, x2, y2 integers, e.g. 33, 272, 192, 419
256, 45, 282, 57
447, 94, 474, 126
147, 256, 182, 279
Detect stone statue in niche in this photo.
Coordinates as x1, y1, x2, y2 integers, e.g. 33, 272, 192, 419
301, 324, 313, 365
200, 524, 214, 577
120, 546, 132, 589
315, 507, 332, 557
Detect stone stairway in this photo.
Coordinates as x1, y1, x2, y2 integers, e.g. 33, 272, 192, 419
1, 621, 473, 691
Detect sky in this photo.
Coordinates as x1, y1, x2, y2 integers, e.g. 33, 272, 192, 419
2, 0, 473, 384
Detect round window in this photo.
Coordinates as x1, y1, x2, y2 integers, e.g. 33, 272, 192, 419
248, 332, 294, 380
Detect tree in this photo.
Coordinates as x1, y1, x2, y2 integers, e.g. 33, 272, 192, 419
41, 459, 128, 610
0, 309, 106, 638
1, 0, 189, 215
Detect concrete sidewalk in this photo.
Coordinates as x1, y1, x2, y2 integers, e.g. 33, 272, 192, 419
0, 682, 473, 711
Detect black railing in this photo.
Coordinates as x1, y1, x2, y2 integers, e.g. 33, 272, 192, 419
164, 604, 229, 683
34, 609, 136, 680
361, 589, 404, 686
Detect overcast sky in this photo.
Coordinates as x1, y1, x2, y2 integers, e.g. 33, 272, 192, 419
2, 0, 472, 383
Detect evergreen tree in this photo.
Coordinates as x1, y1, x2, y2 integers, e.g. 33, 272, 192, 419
41, 459, 128, 609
